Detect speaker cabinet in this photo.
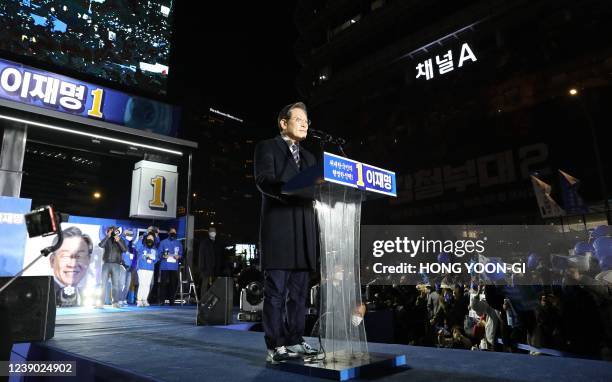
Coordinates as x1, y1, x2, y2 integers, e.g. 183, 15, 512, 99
197, 277, 233, 325
0, 276, 56, 343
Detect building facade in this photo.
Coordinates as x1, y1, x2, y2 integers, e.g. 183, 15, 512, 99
295, 0, 612, 227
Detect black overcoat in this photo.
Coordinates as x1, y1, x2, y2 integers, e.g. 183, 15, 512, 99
254, 135, 317, 270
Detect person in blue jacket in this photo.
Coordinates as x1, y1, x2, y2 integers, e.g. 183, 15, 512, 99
136, 232, 158, 307
119, 230, 138, 306
146, 226, 161, 247
158, 227, 183, 306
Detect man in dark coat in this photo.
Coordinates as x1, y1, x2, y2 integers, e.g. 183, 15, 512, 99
254, 102, 319, 363
198, 226, 226, 294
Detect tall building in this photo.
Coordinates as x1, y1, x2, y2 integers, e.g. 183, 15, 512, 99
183, 106, 268, 242
295, 0, 612, 226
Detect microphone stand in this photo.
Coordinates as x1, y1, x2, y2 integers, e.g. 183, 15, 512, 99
309, 129, 348, 157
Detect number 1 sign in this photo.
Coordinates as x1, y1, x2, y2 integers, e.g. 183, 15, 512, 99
130, 160, 178, 219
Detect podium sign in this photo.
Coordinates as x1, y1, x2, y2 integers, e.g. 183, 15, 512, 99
280, 153, 403, 380
323, 152, 396, 196
129, 160, 178, 219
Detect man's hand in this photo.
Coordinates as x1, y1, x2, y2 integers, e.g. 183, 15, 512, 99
113, 235, 120, 242
353, 303, 366, 318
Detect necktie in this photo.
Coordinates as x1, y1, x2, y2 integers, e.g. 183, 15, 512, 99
290, 143, 300, 167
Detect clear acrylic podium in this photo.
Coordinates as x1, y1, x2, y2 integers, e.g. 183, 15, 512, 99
277, 152, 405, 380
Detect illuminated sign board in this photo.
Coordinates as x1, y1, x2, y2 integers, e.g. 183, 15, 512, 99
130, 160, 178, 219
0, 58, 179, 136
415, 42, 477, 80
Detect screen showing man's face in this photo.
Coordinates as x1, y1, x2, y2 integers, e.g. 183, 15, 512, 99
50, 236, 91, 286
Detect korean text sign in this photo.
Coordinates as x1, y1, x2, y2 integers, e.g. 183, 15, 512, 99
323, 152, 397, 197
0, 58, 178, 136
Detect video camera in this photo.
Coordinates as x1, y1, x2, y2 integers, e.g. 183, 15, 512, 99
0, 205, 68, 294
23, 206, 68, 257
24, 206, 68, 238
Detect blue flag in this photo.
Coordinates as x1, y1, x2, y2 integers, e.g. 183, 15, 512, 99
559, 170, 588, 215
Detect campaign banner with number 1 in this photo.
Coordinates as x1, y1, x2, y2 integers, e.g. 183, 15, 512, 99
130, 160, 178, 219
0, 57, 179, 136
323, 152, 397, 197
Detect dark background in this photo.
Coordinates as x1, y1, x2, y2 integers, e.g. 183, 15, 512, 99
7, 0, 612, 244
169, 1, 301, 127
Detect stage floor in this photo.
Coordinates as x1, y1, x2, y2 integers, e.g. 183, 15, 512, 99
19, 306, 612, 381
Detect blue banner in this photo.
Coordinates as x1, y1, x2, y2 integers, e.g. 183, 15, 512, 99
0, 58, 179, 136
323, 152, 397, 196
0, 196, 186, 278
0, 196, 32, 276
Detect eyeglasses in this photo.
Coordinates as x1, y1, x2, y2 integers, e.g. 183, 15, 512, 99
291, 116, 311, 126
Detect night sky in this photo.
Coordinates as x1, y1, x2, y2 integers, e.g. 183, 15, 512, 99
169, 1, 300, 128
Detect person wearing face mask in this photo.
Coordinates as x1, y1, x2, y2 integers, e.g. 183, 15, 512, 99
147, 226, 161, 247
158, 228, 182, 306
198, 226, 225, 295
135, 232, 158, 307
119, 230, 138, 306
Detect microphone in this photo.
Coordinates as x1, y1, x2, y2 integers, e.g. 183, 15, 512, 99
309, 129, 346, 146
308, 129, 329, 141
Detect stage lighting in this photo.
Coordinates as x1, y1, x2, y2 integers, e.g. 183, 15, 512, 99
236, 267, 264, 322
237, 281, 263, 322
244, 281, 263, 306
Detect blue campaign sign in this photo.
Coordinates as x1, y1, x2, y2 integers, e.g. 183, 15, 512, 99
323, 152, 397, 196
0, 196, 32, 276
0, 58, 179, 137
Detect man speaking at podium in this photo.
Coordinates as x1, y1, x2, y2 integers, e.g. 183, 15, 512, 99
254, 102, 319, 363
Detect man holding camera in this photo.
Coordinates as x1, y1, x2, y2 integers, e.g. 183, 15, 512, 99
97, 226, 128, 308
